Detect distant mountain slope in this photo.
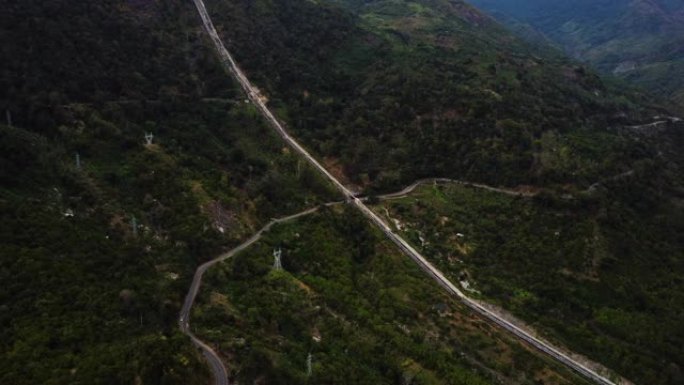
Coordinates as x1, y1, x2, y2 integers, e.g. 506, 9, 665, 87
201, 1, 684, 384
206, 0, 671, 192
469, 0, 684, 108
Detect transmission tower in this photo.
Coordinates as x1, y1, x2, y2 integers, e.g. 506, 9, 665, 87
306, 353, 312, 377
75, 153, 81, 169
131, 216, 138, 237
144, 132, 154, 145
273, 248, 283, 270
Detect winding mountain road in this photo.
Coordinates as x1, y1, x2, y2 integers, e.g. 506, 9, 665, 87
188, 1, 628, 384
177, 179, 531, 384
179, 206, 321, 385
376, 177, 536, 200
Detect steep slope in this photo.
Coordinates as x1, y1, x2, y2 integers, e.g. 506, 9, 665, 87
205, 0, 669, 193
200, 1, 684, 384
374, 172, 684, 385
469, 0, 684, 108
3, 0, 683, 384
0, 1, 627, 384
0, 1, 336, 384
193, 207, 596, 385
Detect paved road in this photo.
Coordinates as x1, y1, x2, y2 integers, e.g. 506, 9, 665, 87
353, 200, 623, 385
179, 206, 320, 385
190, 1, 626, 384
376, 177, 536, 200
586, 170, 635, 193
626, 116, 681, 130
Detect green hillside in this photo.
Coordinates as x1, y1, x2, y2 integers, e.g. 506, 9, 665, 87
470, 0, 684, 109
0, 1, 335, 383
193, 206, 592, 384
205, 0, 672, 192
2, 0, 683, 384
201, 1, 684, 384
373, 178, 684, 385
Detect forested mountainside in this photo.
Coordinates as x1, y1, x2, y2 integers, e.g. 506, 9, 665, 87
0, 0, 604, 384
0, 1, 335, 384
469, 0, 684, 109
201, 0, 684, 384
2, 0, 684, 384
192, 206, 595, 385
203, 0, 679, 192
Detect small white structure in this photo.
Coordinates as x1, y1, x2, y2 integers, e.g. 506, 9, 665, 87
144, 132, 154, 145
273, 248, 283, 270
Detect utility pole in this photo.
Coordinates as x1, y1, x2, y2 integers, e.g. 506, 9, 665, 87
5, 109, 11, 127
273, 248, 283, 270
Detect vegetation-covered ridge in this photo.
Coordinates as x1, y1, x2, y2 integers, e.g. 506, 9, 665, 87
469, 0, 684, 110
198, 1, 683, 384
2, 0, 683, 384
192, 206, 593, 385
205, 0, 674, 193
374, 181, 684, 385
0, 1, 335, 384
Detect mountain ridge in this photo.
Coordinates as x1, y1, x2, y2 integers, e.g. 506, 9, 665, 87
2, 0, 683, 384
469, 0, 684, 109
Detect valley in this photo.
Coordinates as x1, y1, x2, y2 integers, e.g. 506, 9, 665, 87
470, 0, 684, 109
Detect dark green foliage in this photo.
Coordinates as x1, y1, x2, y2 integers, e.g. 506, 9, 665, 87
2, 0, 682, 383
193, 3, 684, 379
0, 1, 336, 384
205, 0, 664, 191
194, 3, 684, 380
470, 0, 684, 110
193, 208, 590, 385
377, 170, 684, 385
